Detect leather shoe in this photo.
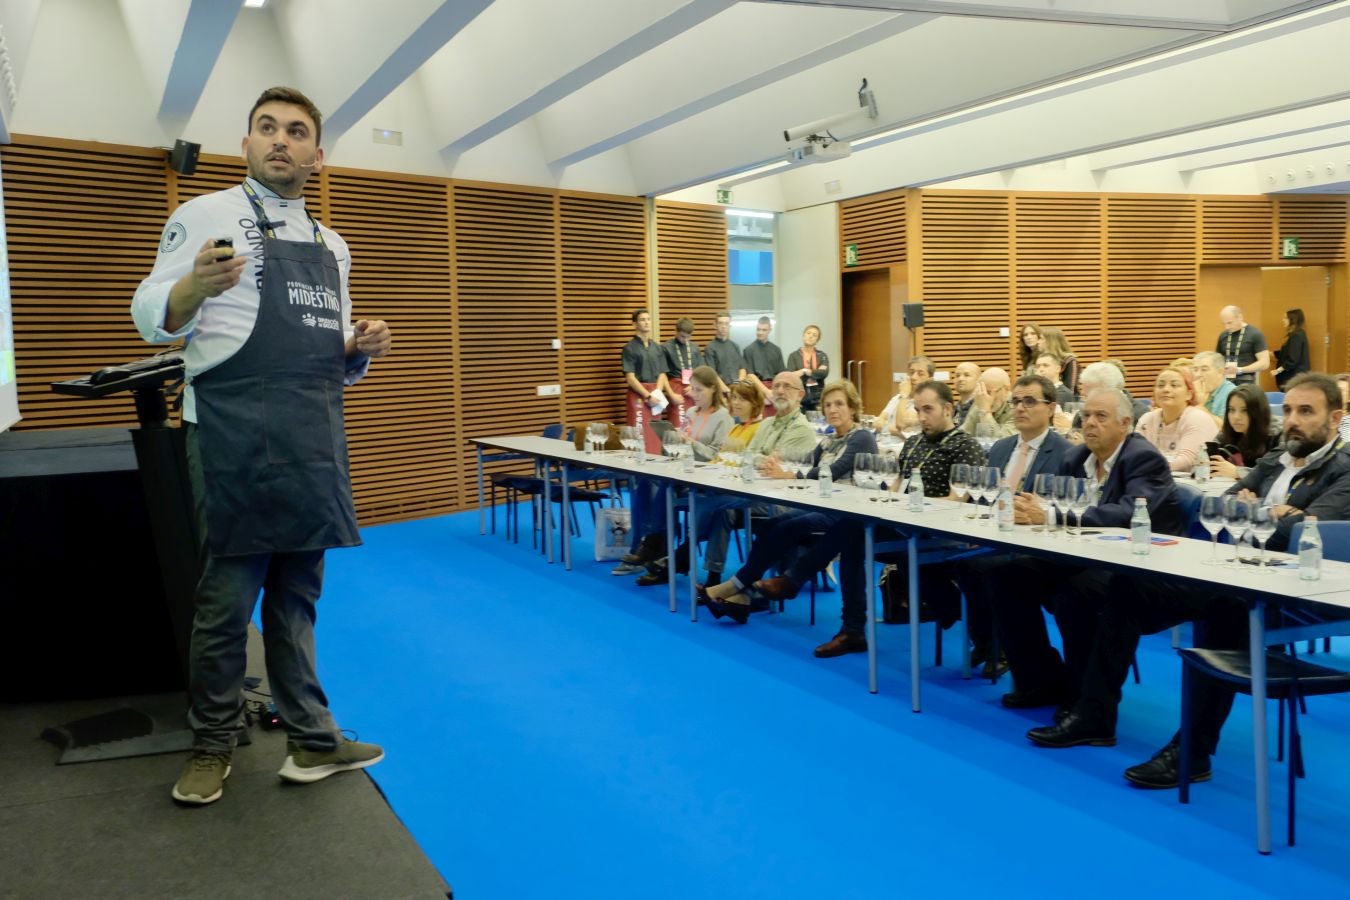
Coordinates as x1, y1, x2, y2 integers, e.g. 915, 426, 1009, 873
1026, 712, 1116, 748
706, 597, 750, 624
1000, 685, 1066, 709
1124, 741, 1211, 789
752, 575, 800, 601
636, 563, 669, 587
980, 656, 1010, 680
814, 631, 867, 658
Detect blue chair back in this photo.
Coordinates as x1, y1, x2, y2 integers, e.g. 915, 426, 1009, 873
1266, 392, 1285, 410
1289, 521, 1350, 563
1172, 481, 1207, 540
543, 423, 565, 440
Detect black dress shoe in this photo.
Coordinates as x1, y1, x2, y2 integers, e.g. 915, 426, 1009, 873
1000, 685, 1065, 709
1026, 712, 1116, 749
1124, 741, 1212, 789
980, 656, 1010, 680
1053, 705, 1071, 724
636, 562, 669, 586
706, 598, 751, 624
814, 630, 867, 658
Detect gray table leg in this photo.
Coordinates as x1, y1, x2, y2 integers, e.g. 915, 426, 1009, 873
561, 461, 572, 571
961, 591, 972, 680
688, 489, 699, 622
477, 446, 486, 535
667, 487, 677, 613
543, 459, 554, 564
1251, 600, 1271, 854
866, 522, 877, 694
909, 532, 921, 713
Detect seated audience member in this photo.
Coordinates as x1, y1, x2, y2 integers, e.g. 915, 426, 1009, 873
969, 390, 1181, 721
1033, 352, 1076, 408
959, 367, 1016, 441
1018, 323, 1044, 376
620, 366, 731, 580
951, 362, 982, 428
1208, 383, 1278, 479
1036, 374, 1350, 782
720, 381, 986, 657
699, 381, 876, 624
877, 356, 934, 434
725, 380, 764, 448
1191, 351, 1235, 427
1337, 373, 1350, 442
1100, 358, 1151, 424
1039, 327, 1079, 396
645, 372, 818, 584
786, 324, 830, 411
1135, 365, 1218, 472
952, 374, 1071, 675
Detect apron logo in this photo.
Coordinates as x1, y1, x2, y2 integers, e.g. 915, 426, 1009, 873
160, 223, 187, 253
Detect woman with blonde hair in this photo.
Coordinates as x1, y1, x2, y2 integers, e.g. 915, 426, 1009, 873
1038, 327, 1079, 396
1135, 365, 1218, 472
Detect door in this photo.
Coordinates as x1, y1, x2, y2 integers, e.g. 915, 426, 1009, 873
1260, 266, 1329, 385
842, 269, 897, 414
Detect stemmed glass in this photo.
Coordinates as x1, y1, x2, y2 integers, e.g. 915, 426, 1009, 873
1033, 473, 1058, 534
620, 425, 641, 459
587, 422, 608, 453
1053, 475, 1075, 535
793, 448, 815, 482
950, 463, 971, 505
1250, 505, 1277, 570
1068, 478, 1093, 538
1222, 496, 1250, 567
967, 465, 989, 518
979, 467, 1000, 524
854, 453, 876, 494
1198, 495, 1226, 565
876, 456, 899, 500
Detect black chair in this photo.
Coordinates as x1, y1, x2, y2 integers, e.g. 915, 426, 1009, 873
1177, 646, 1350, 846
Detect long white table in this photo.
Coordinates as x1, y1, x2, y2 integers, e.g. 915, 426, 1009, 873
471, 434, 1350, 854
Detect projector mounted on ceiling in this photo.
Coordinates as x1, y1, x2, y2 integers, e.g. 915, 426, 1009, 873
783, 78, 877, 165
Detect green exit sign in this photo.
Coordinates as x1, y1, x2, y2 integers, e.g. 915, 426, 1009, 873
716, 189, 732, 205
844, 243, 859, 266
1281, 236, 1300, 258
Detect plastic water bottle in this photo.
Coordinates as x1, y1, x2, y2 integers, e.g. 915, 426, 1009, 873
907, 466, 924, 512
681, 444, 695, 473
818, 465, 833, 498
1193, 457, 1209, 484
996, 478, 1014, 532
1130, 497, 1151, 556
739, 449, 754, 483
1299, 516, 1323, 582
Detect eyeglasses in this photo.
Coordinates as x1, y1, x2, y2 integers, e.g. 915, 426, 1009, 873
1010, 397, 1054, 408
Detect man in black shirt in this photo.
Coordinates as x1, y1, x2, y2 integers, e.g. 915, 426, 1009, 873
742, 316, 786, 408
703, 312, 746, 394
1216, 305, 1270, 385
662, 317, 704, 426
622, 309, 672, 451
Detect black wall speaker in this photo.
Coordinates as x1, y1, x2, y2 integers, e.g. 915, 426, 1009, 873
168, 140, 200, 176
902, 302, 924, 329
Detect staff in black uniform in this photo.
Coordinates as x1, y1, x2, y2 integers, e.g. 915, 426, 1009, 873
703, 312, 746, 395
742, 315, 786, 408
132, 87, 390, 806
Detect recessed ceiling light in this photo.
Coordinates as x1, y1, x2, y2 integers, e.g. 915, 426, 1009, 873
244, 0, 267, 8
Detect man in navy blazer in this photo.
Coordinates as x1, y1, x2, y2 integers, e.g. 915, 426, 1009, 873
986, 389, 1181, 720
952, 375, 1073, 675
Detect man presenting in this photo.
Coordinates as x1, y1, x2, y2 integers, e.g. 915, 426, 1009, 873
132, 87, 390, 805
1216, 305, 1270, 384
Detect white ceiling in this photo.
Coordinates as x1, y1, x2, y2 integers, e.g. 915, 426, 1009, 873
0, 0, 1346, 204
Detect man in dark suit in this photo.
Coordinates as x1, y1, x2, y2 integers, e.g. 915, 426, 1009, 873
983, 389, 1181, 730
1038, 374, 1350, 781
953, 375, 1072, 675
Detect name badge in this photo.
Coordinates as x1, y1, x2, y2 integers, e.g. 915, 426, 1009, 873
681, 368, 692, 383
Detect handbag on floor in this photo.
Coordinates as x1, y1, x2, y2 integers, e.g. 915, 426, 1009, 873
879, 562, 962, 628
595, 507, 632, 562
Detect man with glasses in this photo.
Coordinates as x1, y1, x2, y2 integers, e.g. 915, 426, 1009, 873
1045, 374, 1350, 785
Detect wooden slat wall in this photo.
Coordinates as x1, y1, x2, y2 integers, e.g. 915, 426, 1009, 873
1104, 196, 1198, 396
1013, 194, 1104, 371
839, 187, 907, 270
913, 192, 1011, 371
1277, 197, 1350, 262
4, 138, 166, 429
654, 201, 727, 342
559, 193, 647, 424
1200, 197, 1273, 263
2, 135, 687, 524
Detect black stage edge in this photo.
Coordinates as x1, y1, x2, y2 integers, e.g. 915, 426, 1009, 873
0, 631, 452, 899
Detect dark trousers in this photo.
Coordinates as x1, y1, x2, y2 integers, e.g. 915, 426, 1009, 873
1075, 574, 1247, 754
963, 555, 1108, 704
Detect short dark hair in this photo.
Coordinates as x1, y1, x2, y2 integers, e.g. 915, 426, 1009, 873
915, 380, 954, 406
676, 317, 695, 334
249, 86, 323, 146
908, 355, 935, 376
1014, 374, 1056, 403
757, 316, 772, 326
1284, 372, 1341, 414
631, 309, 648, 324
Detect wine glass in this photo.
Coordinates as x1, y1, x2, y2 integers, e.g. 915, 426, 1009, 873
1053, 475, 1075, 535
876, 455, 899, 500
1198, 495, 1226, 565
853, 453, 875, 494
1033, 473, 1058, 533
1250, 504, 1277, 570
588, 422, 609, 453
950, 463, 971, 504
980, 467, 1000, 524
1068, 478, 1092, 538
1222, 496, 1250, 567
965, 466, 987, 518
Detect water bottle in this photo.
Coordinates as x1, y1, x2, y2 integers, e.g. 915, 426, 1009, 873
1130, 497, 1151, 556
818, 465, 833, 498
996, 478, 1014, 532
739, 449, 754, 482
1193, 456, 1209, 484
1299, 516, 1323, 582
907, 466, 924, 512
681, 444, 695, 473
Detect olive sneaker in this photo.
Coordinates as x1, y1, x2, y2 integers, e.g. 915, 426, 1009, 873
278, 738, 385, 784
172, 749, 232, 805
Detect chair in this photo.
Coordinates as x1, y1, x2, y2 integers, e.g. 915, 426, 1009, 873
1288, 521, 1350, 654
1177, 646, 1350, 846
1266, 391, 1285, 410
489, 423, 565, 542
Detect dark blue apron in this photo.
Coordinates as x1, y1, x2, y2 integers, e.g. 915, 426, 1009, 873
191, 183, 361, 557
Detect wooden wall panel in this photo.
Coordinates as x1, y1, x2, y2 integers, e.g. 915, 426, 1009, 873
1200, 197, 1273, 263
1104, 196, 1198, 397
1012, 194, 1104, 372
839, 187, 906, 271
559, 193, 647, 425
654, 201, 726, 343
1276, 197, 1349, 262
914, 192, 1011, 371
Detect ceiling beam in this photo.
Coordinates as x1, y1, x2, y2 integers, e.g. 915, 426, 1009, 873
1176, 128, 1350, 172
156, 0, 241, 133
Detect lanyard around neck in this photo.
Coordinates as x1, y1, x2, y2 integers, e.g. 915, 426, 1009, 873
1225, 326, 1246, 360
241, 181, 325, 245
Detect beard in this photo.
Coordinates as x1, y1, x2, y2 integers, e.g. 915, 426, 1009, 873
1285, 423, 1330, 458
246, 150, 302, 196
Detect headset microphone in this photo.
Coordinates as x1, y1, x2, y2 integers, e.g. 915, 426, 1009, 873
297, 157, 319, 169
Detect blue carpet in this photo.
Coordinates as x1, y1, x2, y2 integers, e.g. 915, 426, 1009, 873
312, 510, 1350, 899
